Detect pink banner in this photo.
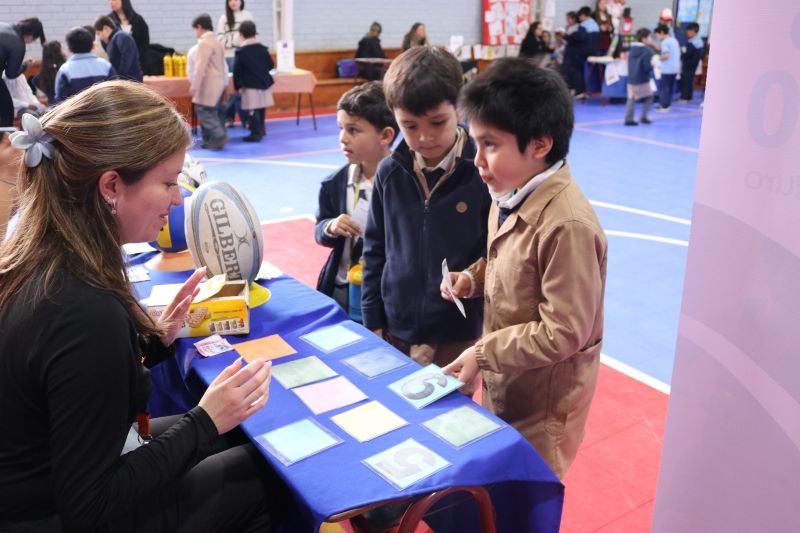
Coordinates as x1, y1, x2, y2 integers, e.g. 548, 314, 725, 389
652, 1, 800, 531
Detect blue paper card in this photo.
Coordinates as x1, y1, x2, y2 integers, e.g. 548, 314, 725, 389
299, 324, 365, 353
388, 364, 464, 409
362, 438, 451, 490
255, 418, 344, 466
341, 347, 412, 379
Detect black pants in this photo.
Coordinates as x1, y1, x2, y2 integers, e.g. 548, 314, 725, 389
100, 415, 290, 533
0, 80, 14, 127
248, 108, 266, 137
680, 67, 697, 100
571, 57, 587, 95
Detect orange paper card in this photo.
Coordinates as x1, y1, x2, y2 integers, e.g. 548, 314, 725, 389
235, 335, 297, 363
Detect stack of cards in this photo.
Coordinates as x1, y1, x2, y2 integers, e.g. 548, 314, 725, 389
194, 335, 234, 357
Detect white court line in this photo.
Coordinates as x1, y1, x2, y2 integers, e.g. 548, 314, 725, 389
590, 200, 691, 225
260, 214, 317, 225
195, 158, 339, 170
601, 353, 671, 394
605, 230, 688, 246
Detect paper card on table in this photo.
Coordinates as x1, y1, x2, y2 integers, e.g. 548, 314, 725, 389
441, 259, 466, 318
388, 364, 463, 409
126, 264, 150, 283
235, 334, 297, 363
422, 405, 505, 449
194, 334, 234, 357
351, 199, 370, 233
255, 418, 343, 466
271, 356, 338, 389
331, 401, 408, 442
362, 438, 451, 491
293, 376, 368, 414
300, 324, 365, 353
341, 347, 412, 379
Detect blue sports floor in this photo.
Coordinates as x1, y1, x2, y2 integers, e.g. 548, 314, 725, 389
189, 96, 704, 387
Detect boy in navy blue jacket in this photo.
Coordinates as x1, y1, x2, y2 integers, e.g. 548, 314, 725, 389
93, 16, 142, 82
233, 21, 275, 142
624, 28, 656, 126
315, 81, 398, 312
678, 23, 704, 103
361, 46, 492, 374
55, 27, 117, 103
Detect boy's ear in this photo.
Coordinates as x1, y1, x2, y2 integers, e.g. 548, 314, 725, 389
525, 136, 554, 161
379, 126, 395, 146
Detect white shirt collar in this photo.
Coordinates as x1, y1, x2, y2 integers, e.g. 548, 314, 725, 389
241, 37, 258, 46
414, 128, 463, 173
496, 160, 564, 210
199, 31, 213, 41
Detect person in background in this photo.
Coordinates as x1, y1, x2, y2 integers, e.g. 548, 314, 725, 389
315, 82, 397, 312
560, 12, 579, 92
82, 24, 109, 61
0, 18, 45, 127
216, 0, 253, 128
94, 16, 143, 82
654, 24, 679, 111
678, 22, 704, 103
594, 0, 613, 55
520, 22, 549, 66
233, 20, 274, 143
552, 27, 566, 69
31, 41, 66, 106
542, 30, 552, 48
356, 22, 386, 59
55, 27, 117, 103
108, 0, 149, 73
565, 6, 600, 99
2, 71, 44, 119
401, 23, 428, 51
650, 8, 675, 52
190, 13, 229, 150
624, 28, 655, 126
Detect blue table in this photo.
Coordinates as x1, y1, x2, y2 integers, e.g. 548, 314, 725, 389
134, 254, 564, 533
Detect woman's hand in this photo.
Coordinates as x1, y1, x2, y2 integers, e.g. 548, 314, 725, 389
440, 272, 472, 301
158, 267, 206, 346
442, 346, 482, 386
327, 214, 362, 238
199, 357, 273, 435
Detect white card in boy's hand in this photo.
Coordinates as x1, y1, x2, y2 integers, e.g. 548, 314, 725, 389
442, 259, 466, 318
350, 200, 370, 235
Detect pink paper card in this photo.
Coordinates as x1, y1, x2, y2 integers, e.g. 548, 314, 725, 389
292, 376, 368, 415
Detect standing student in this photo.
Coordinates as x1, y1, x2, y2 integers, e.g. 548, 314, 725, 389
401, 23, 428, 51
520, 22, 549, 66
442, 58, 607, 479
654, 24, 680, 111
94, 16, 143, 82
32, 41, 67, 106
82, 24, 109, 61
55, 27, 118, 103
624, 28, 655, 125
650, 7, 676, 52
678, 22, 704, 103
190, 13, 229, 150
560, 12, 579, 94
361, 46, 491, 378
216, 0, 253, 128
108, 0, 150, 73
565, 6, 600, 99
315, 82, 397, 312
233, 21, 274, 143
0, 18, 45, 127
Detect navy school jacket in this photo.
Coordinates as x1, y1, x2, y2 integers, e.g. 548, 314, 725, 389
315, 164, 352, 296
361, 133, 492, 344
233, 43, 275, 91
681, 35, 705, 72
106, 27, 143, 82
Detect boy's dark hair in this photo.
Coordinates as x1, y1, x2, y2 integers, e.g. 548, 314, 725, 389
458, 58, 573, 164
577, 6, 592, 18
191, 14, 214, 32
382, 46, 463, 115
93, 16, 116, 32
17, 18, 45, 46
636, 28, 651, 41
239, 20, 256, 39
686, 22, 700, 33
66, 27, 94, 54
337, 81, 399, 143
654, 24, 670, 36
566, 11, 578, 22
82, 25, 96, 40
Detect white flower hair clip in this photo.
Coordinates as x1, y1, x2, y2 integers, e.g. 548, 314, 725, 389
10, 114, 55, 168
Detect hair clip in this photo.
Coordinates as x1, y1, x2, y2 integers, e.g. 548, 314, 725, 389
10, 114, 55, 168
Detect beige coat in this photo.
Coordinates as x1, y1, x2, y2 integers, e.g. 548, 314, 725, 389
190, 32, 227, 107
466, 162, 607, 478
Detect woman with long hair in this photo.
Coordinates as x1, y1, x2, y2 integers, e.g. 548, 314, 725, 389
594, 0, 614, 54
519, 22, 549, 65
0, 17, 45, 126
401, 22, 429, 51
216, 0, 253, 127
108, 0, 150, 72
0, 81, 288, 532
356, 21, 386, 59
32, 41, 67, 106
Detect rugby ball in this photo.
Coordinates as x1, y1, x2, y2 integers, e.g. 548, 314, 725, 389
184, 182, 264, 284
149, 182, 195, 253
179, 154, 208, 189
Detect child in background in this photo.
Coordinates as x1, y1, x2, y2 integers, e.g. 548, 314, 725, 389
93, 16, 142, 82
654, 24, 680, 111
624, 28, 655, 126
31, 41, 66, 106
442, 59, 607, 478
216, 0, 253, 128
55, 27, 117, 103
189, 13, 229, 150
678, 22, 704, 103
81, 25, 109, 61
2, 72, 44, 118
560, 12, 579, 93
361, 46, 491, 377
233, 20, 274, 143
315, 82, 398, 312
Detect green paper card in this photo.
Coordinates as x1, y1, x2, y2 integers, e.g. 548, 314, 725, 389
255, 418, 343, 466
421, 405, 505, 449
271, 356, 338, 389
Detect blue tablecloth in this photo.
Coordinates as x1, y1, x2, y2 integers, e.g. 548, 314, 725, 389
134, 254, 564, 533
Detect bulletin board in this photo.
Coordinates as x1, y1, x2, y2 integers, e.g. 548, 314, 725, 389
482, 0, 532, 45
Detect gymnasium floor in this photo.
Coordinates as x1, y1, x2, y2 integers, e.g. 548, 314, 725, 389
190, 95, 704, 533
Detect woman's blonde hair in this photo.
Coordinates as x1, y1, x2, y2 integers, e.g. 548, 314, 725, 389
364, 22, 382, 39
0, 81, 192, 337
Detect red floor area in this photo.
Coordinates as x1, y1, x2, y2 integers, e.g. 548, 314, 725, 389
264, 219, 670, 533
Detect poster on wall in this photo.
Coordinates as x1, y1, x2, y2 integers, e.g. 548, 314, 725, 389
482, 0, 533, 45
675, 0, 713, 36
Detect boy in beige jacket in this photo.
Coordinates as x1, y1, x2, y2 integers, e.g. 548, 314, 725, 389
442, 58, 608, 479
190, 14, 228, 150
